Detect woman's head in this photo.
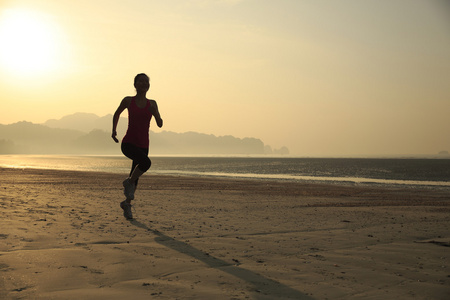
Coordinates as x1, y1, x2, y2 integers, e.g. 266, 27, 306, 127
134, 73, 149, 84
134, 73, 150, 92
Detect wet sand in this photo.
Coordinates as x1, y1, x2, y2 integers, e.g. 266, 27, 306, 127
0, 167, 449, 299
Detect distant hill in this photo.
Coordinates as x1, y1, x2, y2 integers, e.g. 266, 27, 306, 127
0, 121, 84, 154
150, 131, 265, 155
43, 112, 128, 135
44, 112, 99, 132
0, 113, 289, 155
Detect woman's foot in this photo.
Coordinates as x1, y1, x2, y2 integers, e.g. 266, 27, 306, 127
120, 200, 133, 219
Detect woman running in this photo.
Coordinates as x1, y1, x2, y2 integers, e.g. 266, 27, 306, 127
112, 73, 163, 219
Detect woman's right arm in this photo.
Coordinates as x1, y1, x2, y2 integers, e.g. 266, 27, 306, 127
112, 97, 130, 143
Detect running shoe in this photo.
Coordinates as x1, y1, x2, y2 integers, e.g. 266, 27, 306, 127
120, 200, 133, 219
122, 178, 135, 200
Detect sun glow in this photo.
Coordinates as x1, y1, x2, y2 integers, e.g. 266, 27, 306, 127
0, 8, 64, 76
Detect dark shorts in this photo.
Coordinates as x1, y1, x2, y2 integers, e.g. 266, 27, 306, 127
121, 143, 151, 185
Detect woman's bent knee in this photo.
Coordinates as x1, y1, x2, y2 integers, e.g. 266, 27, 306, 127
138, 157, 151, 172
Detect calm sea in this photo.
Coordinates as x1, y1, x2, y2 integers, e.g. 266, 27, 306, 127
0, 155, 449, 187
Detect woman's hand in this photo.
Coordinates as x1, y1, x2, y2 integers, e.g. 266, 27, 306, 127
112, 131, 119, 143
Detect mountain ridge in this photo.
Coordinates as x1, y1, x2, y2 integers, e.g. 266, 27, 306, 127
43, 112, 128, 134
1, 113, 289, 155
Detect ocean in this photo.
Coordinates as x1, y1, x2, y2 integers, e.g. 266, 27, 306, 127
0, 155, 449, 188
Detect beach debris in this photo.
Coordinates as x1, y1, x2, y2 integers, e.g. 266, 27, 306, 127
428, 241, 450, 247
309, 254, 326, 261
414, 240, 450, 247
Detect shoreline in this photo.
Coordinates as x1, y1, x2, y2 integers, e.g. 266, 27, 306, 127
152, 170, 450, 189
1, 161, 449, 189
1, 167, 449, 299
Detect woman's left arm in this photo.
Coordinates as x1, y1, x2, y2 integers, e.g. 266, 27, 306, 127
150, 100, 163, 128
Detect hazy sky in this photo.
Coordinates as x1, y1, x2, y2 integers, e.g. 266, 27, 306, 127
1, 0, 449, 156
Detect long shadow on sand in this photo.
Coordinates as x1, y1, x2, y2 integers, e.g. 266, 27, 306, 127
130, 219, 313, 300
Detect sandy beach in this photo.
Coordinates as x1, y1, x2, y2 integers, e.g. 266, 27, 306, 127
0, 167, 449, 299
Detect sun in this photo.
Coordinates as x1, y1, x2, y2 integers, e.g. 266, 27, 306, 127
0, 8, 63, 76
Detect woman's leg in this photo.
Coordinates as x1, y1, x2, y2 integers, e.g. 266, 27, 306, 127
121, 143, 151, 198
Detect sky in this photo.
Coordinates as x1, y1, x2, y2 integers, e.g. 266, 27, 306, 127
0, 0, 449, 157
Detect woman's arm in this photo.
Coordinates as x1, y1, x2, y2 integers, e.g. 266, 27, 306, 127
112, 97, 130, 143
150, 100, 163, 128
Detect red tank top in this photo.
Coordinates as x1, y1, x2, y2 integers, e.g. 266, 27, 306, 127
122, 97, 153, 148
